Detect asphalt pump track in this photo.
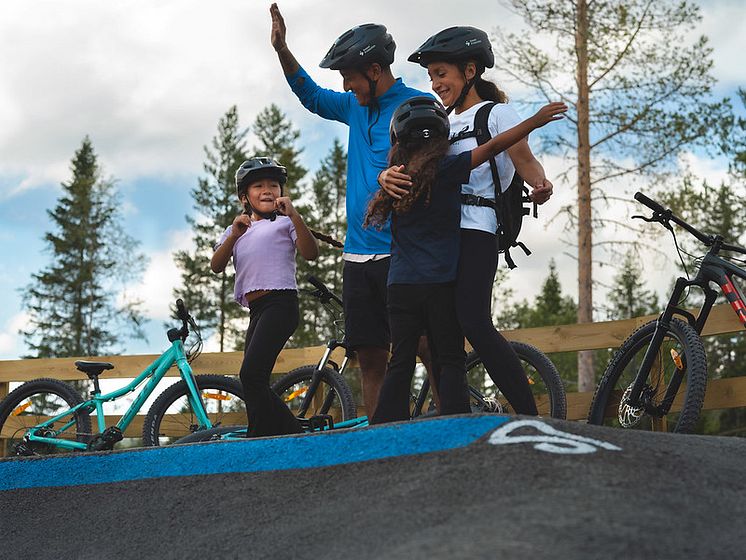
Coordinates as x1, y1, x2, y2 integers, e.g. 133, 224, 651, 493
1, 414, 745, 559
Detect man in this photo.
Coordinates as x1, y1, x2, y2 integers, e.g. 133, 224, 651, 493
270, 3, 432, 416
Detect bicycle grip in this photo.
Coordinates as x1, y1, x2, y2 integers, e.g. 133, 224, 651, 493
175, 299, 189, 322
307, 275, 328, 292
634, 192, 666, 214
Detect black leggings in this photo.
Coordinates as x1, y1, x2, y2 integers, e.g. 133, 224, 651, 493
371, 283, 470, 424
240, 291, 303, 437
456, 229, 538, 415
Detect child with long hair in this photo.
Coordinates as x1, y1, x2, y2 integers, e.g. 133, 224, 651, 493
366, 97, 566, 424
211, 156, 319, 437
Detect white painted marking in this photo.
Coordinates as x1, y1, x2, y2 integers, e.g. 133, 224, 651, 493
488, 420, 622, 455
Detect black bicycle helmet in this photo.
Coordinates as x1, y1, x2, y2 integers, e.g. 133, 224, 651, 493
235, 157, 287, 197
319, 23, 396, 70
408, 26, 494, 69
389, 97, 450, 144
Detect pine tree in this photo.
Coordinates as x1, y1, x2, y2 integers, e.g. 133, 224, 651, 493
293, 139, 347, 348
21, 137, 146, 358
252, 104, 307, 197
605, 250, 659, 320
495, 0, 733, 390
172, 106, 248, 352
498, 261, 579, 389
731, 89, 746, 179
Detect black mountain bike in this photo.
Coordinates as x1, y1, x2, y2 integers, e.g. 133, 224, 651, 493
273, 276, 567, 423
588, 192, 746, 433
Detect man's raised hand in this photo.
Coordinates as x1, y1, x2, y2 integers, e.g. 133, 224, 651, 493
270, 3, 287, 52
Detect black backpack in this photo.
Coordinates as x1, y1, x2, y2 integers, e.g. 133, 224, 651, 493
451, 101, 537, 269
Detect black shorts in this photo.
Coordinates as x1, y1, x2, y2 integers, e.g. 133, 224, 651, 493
342, 258, 391, 350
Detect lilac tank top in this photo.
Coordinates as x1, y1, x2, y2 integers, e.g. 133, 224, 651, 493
216, 216, 298, 307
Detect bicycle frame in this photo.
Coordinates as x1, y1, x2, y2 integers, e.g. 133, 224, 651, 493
25, 339, 211, 451
626, 243, 746, 413
296, 337, 352, 419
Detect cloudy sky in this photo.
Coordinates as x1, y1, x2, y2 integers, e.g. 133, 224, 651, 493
1, 0, 744, 360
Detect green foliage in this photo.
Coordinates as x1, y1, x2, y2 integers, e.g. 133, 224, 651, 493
498, 261, 579, 389
292, 139, 348, 348
252, 104, 308, 198
21, 137, 146, 358
496, 0, 734, 272
604, 250, 659, 320
498, 0, 730, 177
499, 257, 662, 391
728, 88, 746, 180
172, 106, 248, 352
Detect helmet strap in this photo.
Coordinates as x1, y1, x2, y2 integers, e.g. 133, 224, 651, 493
243, 200, 278, 222
367, 76, 379, 110
446, 78, 475, 115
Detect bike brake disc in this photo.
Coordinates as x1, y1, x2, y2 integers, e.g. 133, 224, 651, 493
618, 384, 646, 428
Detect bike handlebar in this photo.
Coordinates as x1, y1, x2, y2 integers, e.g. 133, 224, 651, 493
170, 298, 201, 343
634, 191, 716, 247
307, 275, 344, 307
633, 192, 666, 215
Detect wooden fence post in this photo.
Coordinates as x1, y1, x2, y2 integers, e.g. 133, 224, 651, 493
0, 382, 8, 457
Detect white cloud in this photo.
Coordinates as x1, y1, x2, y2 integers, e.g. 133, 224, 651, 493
697, 1, 746, 87
0, 312, 30, 359
124, 229, 194, 322
0, 0, 741, 336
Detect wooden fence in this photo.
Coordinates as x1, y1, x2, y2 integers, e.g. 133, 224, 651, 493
1, 303, 744, 447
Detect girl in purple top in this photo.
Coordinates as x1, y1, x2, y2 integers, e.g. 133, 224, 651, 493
211, 157, 319, 437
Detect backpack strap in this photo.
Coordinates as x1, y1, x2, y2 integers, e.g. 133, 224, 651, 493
473, 103, 525, 268
452, 102, 534, 270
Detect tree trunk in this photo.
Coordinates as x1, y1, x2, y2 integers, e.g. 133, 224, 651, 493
575, 0, 595, 391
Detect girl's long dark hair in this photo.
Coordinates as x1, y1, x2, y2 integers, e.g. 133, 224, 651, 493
458, 61, 508, 104
364, 135, 451, 229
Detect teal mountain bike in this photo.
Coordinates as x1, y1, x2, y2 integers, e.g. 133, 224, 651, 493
0, 299, 244, 456
174, 276, 566, 444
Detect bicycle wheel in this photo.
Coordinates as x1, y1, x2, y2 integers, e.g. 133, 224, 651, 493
142, 375, 245, 447
587, 318, 708, 433
465, 341, 567, 419
272, 365, 357, 422
0, 378, 91, 456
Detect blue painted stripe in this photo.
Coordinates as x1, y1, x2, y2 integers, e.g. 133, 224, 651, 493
0, 415, 509, 491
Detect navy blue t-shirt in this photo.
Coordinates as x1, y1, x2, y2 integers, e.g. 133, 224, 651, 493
388, 151, 472, 285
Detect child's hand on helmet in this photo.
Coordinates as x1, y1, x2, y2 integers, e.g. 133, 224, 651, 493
531, 102, 568, 128
378, 165, 412, 200
231, 214, 252, 238
275, 196, 297, 218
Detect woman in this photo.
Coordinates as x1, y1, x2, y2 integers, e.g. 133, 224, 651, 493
380, 27, 555, 415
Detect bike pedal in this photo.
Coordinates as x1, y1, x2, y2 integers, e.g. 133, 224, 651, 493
305, 414, 335, 432
13, 441, 35, 457
87, 426, 124, 451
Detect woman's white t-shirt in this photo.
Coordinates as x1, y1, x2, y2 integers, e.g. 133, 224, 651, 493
448, 101, 522, 234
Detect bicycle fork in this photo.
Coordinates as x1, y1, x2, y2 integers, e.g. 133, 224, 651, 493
297, 340, 349, 418
625, 276, 716, 415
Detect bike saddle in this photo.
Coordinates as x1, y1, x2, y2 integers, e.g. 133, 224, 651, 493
74, 360, 114, 378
